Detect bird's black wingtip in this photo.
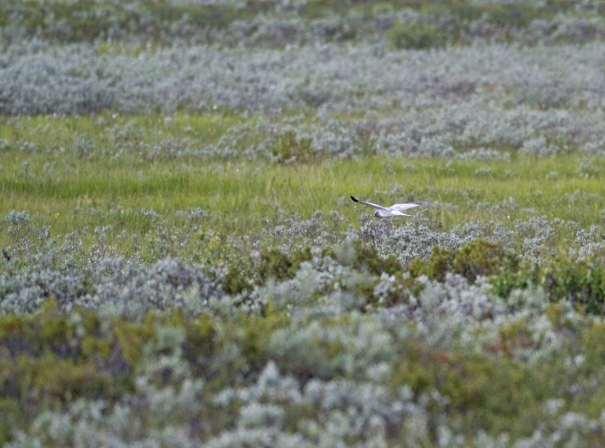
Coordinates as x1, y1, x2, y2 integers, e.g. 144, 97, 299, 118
350, 196, 359, 203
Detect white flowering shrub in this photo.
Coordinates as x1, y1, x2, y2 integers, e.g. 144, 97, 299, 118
0, 253, 224, 316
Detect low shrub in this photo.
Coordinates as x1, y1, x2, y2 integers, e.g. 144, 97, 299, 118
387, 21, 447, 50
491, 268, 536, 299
223, 263, 254, 295
483, 3, 542, 29
351, 240, 403, 276
492, 258, 605, 315
452, 239, 513, 282
0, 1, 244, 43
410, 246, 454, 282
410, 240, 517, 283
271, 131, 316, 165
542, 260, 605, 314
391, 339, 554, 438
259, 246, 313, 282
0, 399, 22, 445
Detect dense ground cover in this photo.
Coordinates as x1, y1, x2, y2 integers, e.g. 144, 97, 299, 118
2, 1, 605, 447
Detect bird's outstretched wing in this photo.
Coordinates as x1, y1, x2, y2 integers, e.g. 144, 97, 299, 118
351, 196, 387, 210
390, 203, 420, 212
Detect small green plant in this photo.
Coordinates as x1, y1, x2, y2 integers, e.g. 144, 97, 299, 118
271, 131, 316, 164
387, 21, 447, 50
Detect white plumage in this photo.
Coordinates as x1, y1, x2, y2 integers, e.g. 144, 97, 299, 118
350, 196, 420, 218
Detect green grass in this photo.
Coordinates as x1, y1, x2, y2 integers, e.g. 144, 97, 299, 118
0, 112, 246, 153
1, 150, 604, 244
2, 113, 604, 258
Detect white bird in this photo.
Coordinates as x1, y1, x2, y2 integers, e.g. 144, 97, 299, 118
351, 196, 420, 218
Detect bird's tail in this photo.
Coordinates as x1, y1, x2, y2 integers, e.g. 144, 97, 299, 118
350, 196, 359, 203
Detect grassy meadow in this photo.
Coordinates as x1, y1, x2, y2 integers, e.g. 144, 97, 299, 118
2, 1, 605, 447
3, 115, 604, 243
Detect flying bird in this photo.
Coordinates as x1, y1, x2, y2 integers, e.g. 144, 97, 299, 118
351, 196, 420, 218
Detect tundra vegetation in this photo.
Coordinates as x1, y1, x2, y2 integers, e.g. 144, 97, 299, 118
2, 1, 605, 446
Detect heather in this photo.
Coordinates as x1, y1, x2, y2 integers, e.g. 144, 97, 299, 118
2, 1, 605, 446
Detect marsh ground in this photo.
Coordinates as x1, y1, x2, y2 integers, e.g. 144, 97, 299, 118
2, 2, 605, 447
